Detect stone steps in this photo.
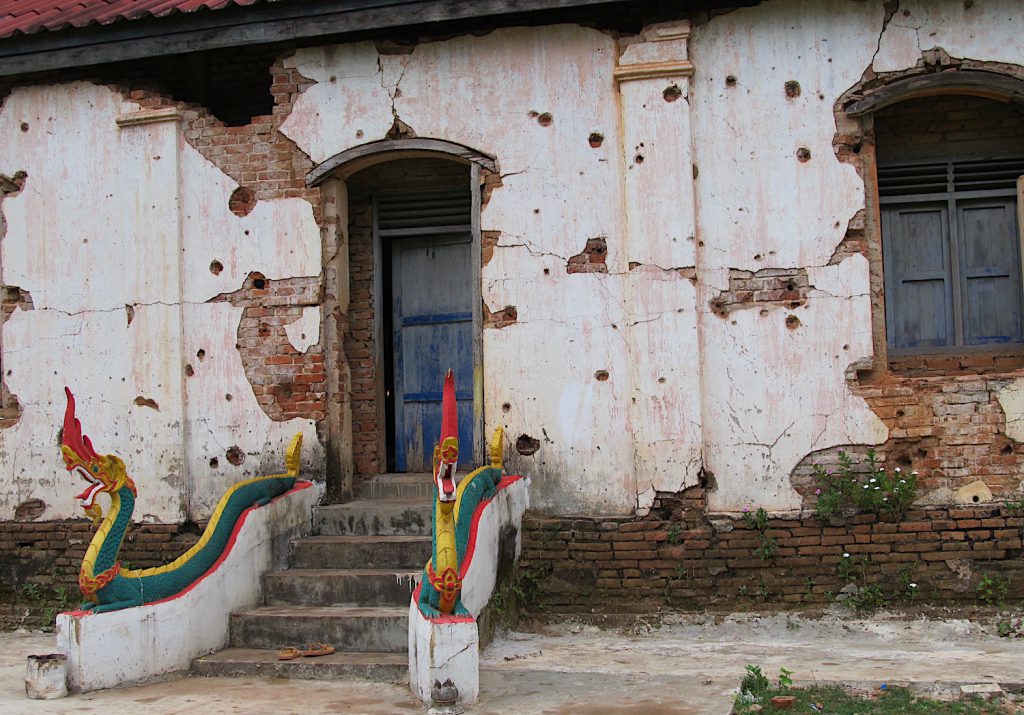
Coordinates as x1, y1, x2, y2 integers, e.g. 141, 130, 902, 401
192, 648, 407, 683
263, 568, 420, 607
314, 499, 433, 536
192, 472, 434, 683
290, 535, 432, 569
229, 605, 409, 652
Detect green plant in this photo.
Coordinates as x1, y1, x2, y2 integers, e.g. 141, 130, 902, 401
998, 620, 1013, 637
846, 583, 886, 612
838, 552, 856, 583
666, 523, 683, 545
739, 664, 770, 696
673, 565, 688, 579
1004, 496, 1024, 516
801, 577, 816, 603
811, 449, 918, 522
741, 507, 778, 561
896, 564, 919, 601
777, 666, 793, 691
977, 573, 1009, 607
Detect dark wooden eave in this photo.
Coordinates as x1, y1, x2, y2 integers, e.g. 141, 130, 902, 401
0, 0, 705, 77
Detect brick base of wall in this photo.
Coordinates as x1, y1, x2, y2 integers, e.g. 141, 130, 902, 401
519, 486, 1024, 613
1, 520, 202, 601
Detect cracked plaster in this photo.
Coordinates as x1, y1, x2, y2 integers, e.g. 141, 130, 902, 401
874, 0, 1024, 73
0, 82, 322, 521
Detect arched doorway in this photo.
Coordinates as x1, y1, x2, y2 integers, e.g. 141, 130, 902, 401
310, 140, 496, 491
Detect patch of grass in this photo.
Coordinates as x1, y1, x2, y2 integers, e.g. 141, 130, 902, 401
734, 684, 1005, 714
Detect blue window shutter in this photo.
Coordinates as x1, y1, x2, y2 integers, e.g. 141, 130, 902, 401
958, 198, 1023, 345
882, 203, 955, 350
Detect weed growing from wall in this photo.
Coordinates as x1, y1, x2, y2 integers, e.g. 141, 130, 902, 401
812, 449, 917, 523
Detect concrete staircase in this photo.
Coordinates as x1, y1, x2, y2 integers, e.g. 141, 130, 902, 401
192, 474, 434, 682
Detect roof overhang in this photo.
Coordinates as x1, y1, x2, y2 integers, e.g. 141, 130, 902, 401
0, 0, 701, 78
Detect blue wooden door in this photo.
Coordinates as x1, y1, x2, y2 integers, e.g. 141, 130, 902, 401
391, 236, 476, 472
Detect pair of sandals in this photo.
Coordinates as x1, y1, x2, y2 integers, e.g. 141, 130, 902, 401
277, 643, 335, 660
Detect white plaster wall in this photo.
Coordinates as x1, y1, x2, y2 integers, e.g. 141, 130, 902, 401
183, 303, 319, 516
0, 82, 324, 521
282, 26, 698, 514
691, 1, 890, 511
874, 0, 1024, 72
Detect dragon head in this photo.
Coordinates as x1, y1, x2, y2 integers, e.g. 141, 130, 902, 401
61, 387, 135, 521
432, 369, 458, 504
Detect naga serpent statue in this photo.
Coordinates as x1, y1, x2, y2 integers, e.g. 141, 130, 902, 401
61, 387, 301, 613
418, 369, 505, 616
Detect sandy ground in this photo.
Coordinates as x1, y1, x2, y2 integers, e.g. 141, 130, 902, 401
3, 611, 1024, 714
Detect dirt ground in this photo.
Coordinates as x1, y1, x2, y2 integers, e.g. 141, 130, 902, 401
3, 611, 1024, 714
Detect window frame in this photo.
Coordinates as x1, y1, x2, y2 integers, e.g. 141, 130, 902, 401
878, 153, 1024, 357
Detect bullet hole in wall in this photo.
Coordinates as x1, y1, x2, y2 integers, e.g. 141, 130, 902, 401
197, 349, 206, 361
537, 112, 553, 127
663, 84, 683, 102
588, 132, 605, 148
226, 446, 245, 466
185, 364, 195, 377
634, 154, 645, 164
225, 394, 232, 402
252, 275, 267, 290
784, 80, 802, 98
725, 75, 737, 87
258, 323, 271, 337
133, 396, 160, 410
502, 402, 511, 413
516, 434, 541, 456
228, 186, 256, 217
796, 147, 812, 162
595, 370, 609, 382
125, 304, 135, 326
209, 457, 219, 468
19, 122, 28, 132
210, 260, 223, 275
785, 315, 801, 329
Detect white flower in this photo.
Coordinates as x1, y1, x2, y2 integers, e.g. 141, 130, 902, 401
870, 478, 877, 483
883, 497, 888, 501
863, 485, 869, 489
911, 471, 918, 476
878, 467, 884, 472
909, 583, 917, 588
843, 553, 850, 558
895, 467, 902, 473
874, 486, 881, 490
899, 479, 906, 484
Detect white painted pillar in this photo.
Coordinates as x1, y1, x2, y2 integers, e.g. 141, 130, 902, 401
615, 23, 704, 511
114, 107, 189, 521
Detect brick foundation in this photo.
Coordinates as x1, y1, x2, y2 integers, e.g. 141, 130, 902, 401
519, 486, 1024, 612
0, 520, 202, 599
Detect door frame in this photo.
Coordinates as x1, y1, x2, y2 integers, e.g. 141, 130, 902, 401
311, 140, 496, 496
371, 164, 485, 470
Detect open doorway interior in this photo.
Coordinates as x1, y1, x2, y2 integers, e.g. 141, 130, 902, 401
345, 158, 480, 476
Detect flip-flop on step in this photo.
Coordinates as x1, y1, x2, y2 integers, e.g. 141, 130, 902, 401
301, 643, 335, 657
277, 647, 301, 661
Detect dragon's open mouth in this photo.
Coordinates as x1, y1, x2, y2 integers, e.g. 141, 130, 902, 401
436, 464, 457, 503
73, 466, 104, 508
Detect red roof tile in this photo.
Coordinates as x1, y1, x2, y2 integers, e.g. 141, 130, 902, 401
0, 0, 264, 40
